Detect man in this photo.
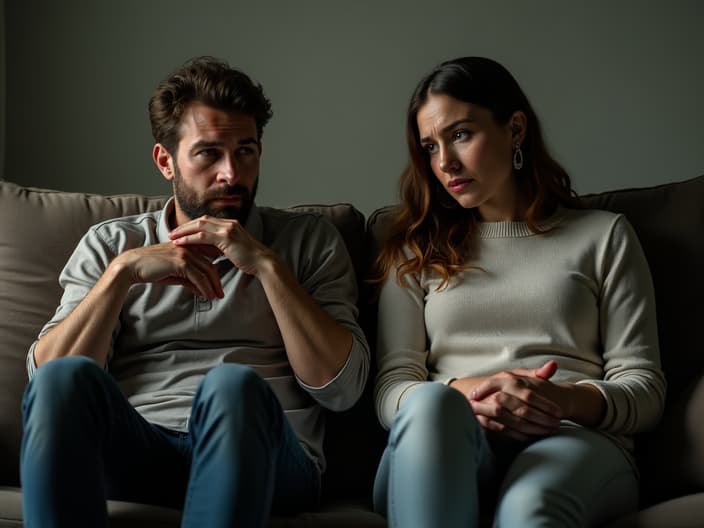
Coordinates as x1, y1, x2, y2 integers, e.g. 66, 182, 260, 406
20, 57, 369, 528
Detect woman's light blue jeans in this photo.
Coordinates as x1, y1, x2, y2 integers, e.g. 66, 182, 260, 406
373, 383, 638, 528
21, 356, 320, 528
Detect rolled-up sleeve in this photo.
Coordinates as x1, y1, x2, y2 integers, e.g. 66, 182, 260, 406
26, 227, 118, 379
295, 217, 370, 411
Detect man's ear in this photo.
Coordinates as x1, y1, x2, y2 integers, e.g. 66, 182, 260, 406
153, 143, 175, 181
509, 111, 527, 145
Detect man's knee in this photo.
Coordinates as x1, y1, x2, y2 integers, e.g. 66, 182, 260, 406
198, 363, 268, 401
25, 356, 105, 408
193, 364, 279, 427
22, 356, 110, 442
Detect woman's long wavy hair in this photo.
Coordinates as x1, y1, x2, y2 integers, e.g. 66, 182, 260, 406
375, 57, 581, 289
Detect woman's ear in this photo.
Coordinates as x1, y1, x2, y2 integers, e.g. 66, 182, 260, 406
153, 144, 175, 181
510, 111, 528, 145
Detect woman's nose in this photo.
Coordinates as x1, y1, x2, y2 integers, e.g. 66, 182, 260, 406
439, 146, 460, 173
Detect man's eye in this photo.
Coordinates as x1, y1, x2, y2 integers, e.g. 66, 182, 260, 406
237, 146, 255, 155
197, 148, 217, 157
453, 129, 470, 140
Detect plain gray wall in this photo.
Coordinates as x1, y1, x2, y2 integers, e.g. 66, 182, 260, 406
3, 0, 703, 216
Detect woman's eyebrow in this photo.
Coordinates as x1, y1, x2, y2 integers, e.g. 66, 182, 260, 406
419, 118, 475, 143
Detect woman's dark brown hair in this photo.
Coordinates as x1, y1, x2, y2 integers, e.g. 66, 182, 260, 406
375, 57, 581, 289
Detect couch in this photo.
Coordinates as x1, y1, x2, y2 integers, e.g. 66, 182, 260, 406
1, 175, 703, 527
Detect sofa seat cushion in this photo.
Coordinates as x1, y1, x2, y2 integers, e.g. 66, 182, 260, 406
605, 492, 704, 528
0, 486, 386, 528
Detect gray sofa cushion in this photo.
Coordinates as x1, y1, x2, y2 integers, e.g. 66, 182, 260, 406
605, 493, 704, 528
581, 177, 704, 504
581, 176, 704, 398
0, 183, 167, 484
0, 486, 386, 528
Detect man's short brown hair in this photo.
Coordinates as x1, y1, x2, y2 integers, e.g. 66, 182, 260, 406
148, 56, 273, 154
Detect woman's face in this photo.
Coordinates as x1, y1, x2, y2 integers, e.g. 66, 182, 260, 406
416, 93, 525, 221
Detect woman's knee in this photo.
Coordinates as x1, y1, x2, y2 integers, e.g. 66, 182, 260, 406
390, 383, 481, 450
395, 383, 474, 431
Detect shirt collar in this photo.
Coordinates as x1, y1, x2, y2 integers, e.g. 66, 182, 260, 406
156, 197, 175, 244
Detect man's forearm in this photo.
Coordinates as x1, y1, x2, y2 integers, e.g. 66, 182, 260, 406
256, 256, 353, 387
33, 260, 133, 368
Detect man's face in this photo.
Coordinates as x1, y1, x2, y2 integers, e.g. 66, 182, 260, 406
159, 102, 261, 226
172, 159, 259, 224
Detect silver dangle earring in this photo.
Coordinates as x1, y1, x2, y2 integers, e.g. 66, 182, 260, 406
512, 143, 524, 171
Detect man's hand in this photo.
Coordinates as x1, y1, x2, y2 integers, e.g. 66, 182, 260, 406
169, 216, 275, 276
169, 214, 356, 388
451, 361, 567, 442
115, 242, 223, 299
34, 239, 223, 368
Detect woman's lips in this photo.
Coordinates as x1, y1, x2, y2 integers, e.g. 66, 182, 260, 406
448, 178, 474, 192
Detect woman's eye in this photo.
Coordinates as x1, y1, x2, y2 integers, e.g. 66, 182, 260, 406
424, 144, 437, 154
453, 129, 470, 140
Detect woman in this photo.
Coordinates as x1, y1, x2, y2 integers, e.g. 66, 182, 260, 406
373, 57, 666, 528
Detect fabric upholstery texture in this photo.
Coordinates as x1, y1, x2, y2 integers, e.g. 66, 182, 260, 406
2, 177, 704, 526
582, 178, 704, 505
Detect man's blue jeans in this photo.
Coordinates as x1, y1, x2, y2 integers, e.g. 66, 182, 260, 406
374, 383, 638, 528
21, 356, 320, 528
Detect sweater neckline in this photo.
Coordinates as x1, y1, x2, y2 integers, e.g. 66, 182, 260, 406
477, 207, 567, 238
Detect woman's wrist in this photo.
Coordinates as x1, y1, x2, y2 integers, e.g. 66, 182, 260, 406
558, 382, 606, 427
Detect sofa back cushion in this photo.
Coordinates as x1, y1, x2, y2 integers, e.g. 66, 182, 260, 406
581, 175, 704, 502
0, 181, 368, 489
0, 182, 168, 484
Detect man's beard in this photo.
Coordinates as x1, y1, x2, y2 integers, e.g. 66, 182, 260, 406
172, 164, 257, 224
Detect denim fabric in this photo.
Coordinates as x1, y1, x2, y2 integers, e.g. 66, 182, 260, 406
21, 356, 320, 528
374, 383, 495, 527
494, 427, 638, 527
374, 383, 637, 528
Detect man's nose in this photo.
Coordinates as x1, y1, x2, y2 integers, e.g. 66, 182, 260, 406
216, 156, 238, 185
